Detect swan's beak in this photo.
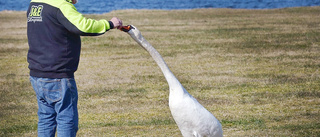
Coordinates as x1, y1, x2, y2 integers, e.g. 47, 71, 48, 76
120, 25, 135, 32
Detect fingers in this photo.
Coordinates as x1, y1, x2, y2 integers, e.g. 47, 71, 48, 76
110, 17, 123, 29
117, 19, 123, 29
118, 19, 123, 29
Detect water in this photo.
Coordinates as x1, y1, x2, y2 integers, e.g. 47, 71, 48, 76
1, 0, 319, 14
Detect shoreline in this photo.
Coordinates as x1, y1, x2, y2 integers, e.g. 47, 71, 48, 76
1, 6, 320, 14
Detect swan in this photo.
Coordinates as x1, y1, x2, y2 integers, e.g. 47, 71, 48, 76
120, 25, 223, 137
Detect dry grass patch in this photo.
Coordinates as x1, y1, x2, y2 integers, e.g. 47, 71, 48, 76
1, 7, 320, 136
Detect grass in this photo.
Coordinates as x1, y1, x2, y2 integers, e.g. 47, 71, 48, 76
0, 7, 319, 136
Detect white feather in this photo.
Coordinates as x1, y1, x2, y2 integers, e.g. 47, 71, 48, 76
126, 25, 223, 137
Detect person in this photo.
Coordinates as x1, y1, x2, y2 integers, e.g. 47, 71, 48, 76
27, 0, 122, 136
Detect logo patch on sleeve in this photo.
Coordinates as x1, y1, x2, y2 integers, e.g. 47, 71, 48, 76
28, 5, 44, 23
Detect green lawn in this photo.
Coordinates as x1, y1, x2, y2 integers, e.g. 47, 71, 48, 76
0, 7, 319, 136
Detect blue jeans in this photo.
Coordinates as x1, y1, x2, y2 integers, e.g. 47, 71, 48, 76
30, 76, 78, 137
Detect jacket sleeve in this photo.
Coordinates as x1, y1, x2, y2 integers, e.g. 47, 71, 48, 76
57, 2, 112, 36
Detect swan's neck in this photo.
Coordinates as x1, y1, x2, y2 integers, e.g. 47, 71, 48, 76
129, 30, 181, 89
141, 38, 181, 88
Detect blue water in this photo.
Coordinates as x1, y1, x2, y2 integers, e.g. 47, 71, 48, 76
1, 0, 319, 14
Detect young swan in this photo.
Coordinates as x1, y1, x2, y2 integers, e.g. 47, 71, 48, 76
120, 25, 223, 137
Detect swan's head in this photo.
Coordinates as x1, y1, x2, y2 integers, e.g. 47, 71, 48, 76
120, 25, 144, 47
120, 25, 141, 39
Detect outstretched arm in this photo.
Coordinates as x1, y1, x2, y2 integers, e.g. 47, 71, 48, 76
57, 2, 122, 36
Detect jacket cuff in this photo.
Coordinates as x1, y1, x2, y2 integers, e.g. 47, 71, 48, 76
108, 21, 114, 29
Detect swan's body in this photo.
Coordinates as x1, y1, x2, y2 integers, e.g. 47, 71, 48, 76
122, 25, 223, 137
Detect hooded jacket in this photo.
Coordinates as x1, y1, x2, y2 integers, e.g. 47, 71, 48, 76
27, 0, 113, 78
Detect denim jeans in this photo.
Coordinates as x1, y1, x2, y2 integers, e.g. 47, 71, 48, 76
30, 76, 78, 137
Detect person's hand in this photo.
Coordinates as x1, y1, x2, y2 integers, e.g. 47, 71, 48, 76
110, 17, 122, 29
72, 0, 78, 4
